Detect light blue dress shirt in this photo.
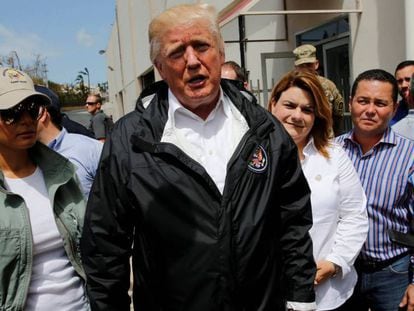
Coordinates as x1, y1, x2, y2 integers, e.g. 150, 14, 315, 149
392, 109, 414, 140
336, 128, 414, 280
48, 128, 103, 199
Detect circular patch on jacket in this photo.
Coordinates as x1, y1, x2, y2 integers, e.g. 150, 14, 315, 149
248, 145, 268, 173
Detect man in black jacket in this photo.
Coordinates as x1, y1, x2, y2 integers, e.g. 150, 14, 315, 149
81, 3, 316, 311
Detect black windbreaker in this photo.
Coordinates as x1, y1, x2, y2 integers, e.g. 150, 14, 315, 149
81, 80, 316, 310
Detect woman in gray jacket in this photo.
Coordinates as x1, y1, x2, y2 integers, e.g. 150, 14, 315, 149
0, 67, 89, 310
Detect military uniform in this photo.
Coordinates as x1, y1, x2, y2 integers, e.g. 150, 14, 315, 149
293, 44, 345, 135
318, 75, 344, 118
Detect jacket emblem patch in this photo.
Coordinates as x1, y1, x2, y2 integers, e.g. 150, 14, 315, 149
248, 145, 268, 173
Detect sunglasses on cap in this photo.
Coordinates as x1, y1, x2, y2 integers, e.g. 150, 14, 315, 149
0, 102, 45, 125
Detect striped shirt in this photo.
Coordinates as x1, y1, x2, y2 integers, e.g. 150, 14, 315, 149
336, 128, 414, 265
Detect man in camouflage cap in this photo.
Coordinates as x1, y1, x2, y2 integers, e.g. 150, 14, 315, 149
293, 44, 345, 135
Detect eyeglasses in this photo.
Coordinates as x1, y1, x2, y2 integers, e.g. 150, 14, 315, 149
86, 102, 98, 106
0, 102, 45, 125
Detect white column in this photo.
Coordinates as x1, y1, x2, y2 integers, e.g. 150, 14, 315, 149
405, 0, 414, 59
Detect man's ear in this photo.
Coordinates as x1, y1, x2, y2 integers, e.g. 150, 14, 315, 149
392, 101, 399, 117
348, 96, 353, 112
154, 60, 165, 80
39, 109, 48, 123
314, 60, 320, 71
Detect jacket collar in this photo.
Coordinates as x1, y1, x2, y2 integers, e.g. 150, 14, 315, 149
0, 142, 75, 191
132, 80, 273, 149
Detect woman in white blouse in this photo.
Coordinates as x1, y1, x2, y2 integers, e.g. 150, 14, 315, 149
268, 69, 368, 311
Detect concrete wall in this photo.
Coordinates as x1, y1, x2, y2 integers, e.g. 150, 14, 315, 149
106, 0, 408, 118
349, 0, 405, 79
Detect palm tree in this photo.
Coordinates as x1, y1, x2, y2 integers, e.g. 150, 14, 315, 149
75, 74, 87, 97
79, 67, 90, 92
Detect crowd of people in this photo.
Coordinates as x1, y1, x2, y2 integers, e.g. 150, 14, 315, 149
0, 2, 413, 311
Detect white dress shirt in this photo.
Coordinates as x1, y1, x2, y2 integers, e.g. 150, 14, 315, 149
161, 88, 317, 310
301, 139, 368, 310
161, 88, 249, 193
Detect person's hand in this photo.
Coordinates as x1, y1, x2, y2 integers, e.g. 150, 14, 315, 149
399, 283, 414, 311
314, 260, 337, 285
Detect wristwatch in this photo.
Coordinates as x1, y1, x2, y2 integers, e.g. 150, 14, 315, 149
332, 262, 341, 277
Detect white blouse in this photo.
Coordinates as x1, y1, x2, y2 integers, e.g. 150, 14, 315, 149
301, 139, 368, 310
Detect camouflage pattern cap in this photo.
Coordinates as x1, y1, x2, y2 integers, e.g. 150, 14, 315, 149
293, 44, 317, 66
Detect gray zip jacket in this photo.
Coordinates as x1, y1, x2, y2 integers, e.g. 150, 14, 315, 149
0, 142, 86, 310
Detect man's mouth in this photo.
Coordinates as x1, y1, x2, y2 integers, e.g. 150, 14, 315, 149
188, 75, 206, 86
402, 89, 409, 98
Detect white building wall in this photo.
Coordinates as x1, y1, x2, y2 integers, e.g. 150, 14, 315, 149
106, 27, 124, 119
106, 0, 408, 118
349, 0, 405, 78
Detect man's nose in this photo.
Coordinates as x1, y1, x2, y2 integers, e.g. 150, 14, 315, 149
403, 79, 411, 88
185, 47, 200, 68
365, 102, 377, 115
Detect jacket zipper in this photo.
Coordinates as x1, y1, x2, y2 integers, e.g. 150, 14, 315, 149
223, 117, 273, 289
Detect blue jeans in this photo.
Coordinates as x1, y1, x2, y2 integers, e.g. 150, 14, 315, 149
341, 255, 410, 311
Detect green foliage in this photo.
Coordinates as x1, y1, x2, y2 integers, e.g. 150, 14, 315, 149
47, 80, 87, 108
1, 51, 106, 108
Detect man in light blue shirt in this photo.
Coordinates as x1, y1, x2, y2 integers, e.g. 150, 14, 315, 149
36, 87, 103, 199
393, 73, 414, 140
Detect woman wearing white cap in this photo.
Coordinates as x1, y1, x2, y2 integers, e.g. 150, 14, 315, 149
0, 67, 89, 310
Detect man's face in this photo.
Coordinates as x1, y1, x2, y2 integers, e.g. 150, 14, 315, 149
296, 61, 318, 72
85, 95, 101, 114
154, 19, 224, 116
350, 80, 397, 139
395, 65, 414, 101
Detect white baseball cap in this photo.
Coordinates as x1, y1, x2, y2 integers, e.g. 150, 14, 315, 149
0, 67, 51, 110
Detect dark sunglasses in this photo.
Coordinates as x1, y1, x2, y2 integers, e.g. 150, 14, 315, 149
85, 102, 98, 106
0, 102, 45, 125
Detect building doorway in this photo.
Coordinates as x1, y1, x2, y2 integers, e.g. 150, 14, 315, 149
296, 15, 352, 134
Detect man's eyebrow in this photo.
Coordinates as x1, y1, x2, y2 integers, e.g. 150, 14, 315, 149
165, 43, 185, 55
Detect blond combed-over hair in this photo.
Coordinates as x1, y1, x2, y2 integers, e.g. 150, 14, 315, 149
148, 3, 224, 64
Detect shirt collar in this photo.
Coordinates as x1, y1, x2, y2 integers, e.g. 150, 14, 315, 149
167, 87, 231, 126
344, 127, 398, 148
47, 127, 68, 150
302, 137, 316, 157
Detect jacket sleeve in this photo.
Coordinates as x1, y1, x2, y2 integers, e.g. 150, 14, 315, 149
81, 125, 134, 311
277, 138, 316, 303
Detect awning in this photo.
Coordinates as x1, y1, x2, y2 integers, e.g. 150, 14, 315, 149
219, 0, 362, 26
